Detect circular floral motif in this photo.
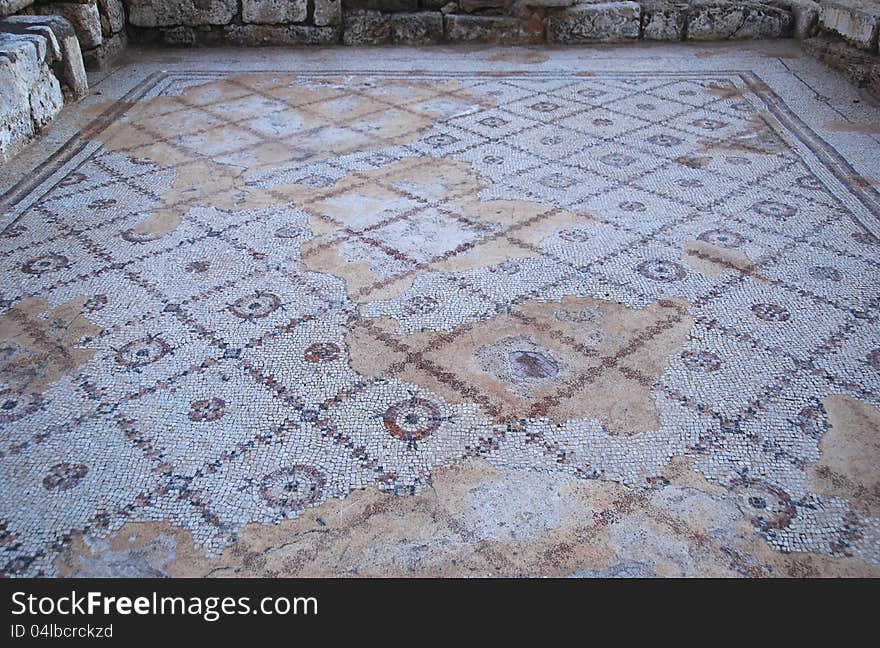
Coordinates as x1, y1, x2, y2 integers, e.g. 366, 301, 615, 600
724, 156, 751, 166
185, 260, 210, 273
115, 336, 171, 368
543, 174, 575, 189
731, 479, 796, 531
383, 397, 442, 442
636, 259, 686, 282
753, 200, 796, 219
530, 101, 559, 112
229, 292, 281, 320
0, 390, 44, 423
188, 397, 227, 422
675, 178, 703, 188
867, 348, 880, 371
600, 153, 635, 168
809, 265, 841, 281
636, 103, 656, 111
121, 228, 163, 243
541, 135, 563, 145
275, 225, 306, 239
509, 350, 559, 380
83, 294, 108, 313
794, 402, 827, 439
21, 254, 69, 275
42, 462, 88, 491
404, 295, 438, 315
592, 118, 614, 127
59, 172, 86, 187
691, 118, 728, 130
483, 155, 504, 165
577, 88, 606, 99
558, 228, 591, 243
259, 464, 326, 513
697, 228, 745, 248
489, 260, 521, 275
751, 303, 790, 322
647, 134, 683, 147
304, 342, 341, 363
681, 350, 722, 372
619, 201, 646, 212
796, 175, 823, 190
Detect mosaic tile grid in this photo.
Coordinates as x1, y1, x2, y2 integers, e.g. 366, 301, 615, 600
1, 66, 879, 577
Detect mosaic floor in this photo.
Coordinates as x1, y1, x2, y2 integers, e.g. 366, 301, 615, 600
1, 43, 879, 577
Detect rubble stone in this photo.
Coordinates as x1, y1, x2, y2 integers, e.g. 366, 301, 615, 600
315, 0, 343, 26
36, 2, 103, 49
444, 14, 533, 43
391, 12, 443, 43
547, 2, 640, 44
242, 0, 309, 25
818, 0, 880, 50
686, 1, 793, 41
124, 0, 238, 28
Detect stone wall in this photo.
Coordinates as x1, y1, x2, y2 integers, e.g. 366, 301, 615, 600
0, 13, 88, 162
121, 0, 804, 46
2, 0, 126, 67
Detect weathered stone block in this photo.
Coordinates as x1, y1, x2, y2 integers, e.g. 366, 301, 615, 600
343, 10, 391, 44
641, 1, 687, 40
818, 0, 880, 50
97, 0, 126, 33
343, 0, 418, 12
123, 0, 238, 28
161, 25, 196, 46
686, 2, 793, 40
29, 67, 63, 129
547, 2, 640, 43
768, 0, 818, 39
242, 0, 308, 25
444, 14, 533, 43
6, 14, 88, 97
226, 23, 340, 45
315, 0, 343, 26
390, 11, 443, 43
802, 32, 877, 87
82, 26, 125, 67
420, 0, 450, 9
36, 2, 103, 49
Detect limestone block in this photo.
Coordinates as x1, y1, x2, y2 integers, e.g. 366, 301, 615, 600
97, 0, 126, 33
444, 14, 533, 43
5, 14, 88, 96
547, 2, 640, 43
818, 0, 880, 50
314, 0, 343, 26
390, 11, 443, 43
225, 23, 340, 45
36, 2, 103, 49
686, 1, 793, 40
0, 35, 39, 162
767, 0, 818, 39
123, 0, 238, 28
82, 26, 125, 67
241, 0, 308, 25
343, 10, 391, 44
641, 1, 688, 40
29, 67, 64, 129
